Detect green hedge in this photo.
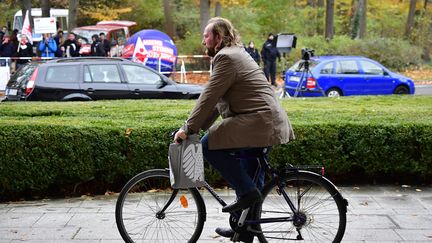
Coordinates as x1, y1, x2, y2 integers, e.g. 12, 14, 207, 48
0, 96, 431, 200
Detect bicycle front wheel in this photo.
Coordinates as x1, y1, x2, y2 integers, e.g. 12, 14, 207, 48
115, 169, 206, 243
255, 171, 347, 242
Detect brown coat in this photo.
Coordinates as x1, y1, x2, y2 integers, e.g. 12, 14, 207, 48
184, 46, 294, 150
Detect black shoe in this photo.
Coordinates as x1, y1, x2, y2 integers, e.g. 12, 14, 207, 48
233, 232, 254, 243
215, 227, 234, 238
222, 189, 262, 213
215, 228, 254, 243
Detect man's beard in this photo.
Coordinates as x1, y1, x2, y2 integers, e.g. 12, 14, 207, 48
206, 47, 216, 57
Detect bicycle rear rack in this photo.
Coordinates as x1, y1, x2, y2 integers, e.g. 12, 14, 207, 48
279, 164, 325, 176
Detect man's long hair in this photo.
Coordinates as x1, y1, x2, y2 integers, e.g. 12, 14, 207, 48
207, 17, 242, 52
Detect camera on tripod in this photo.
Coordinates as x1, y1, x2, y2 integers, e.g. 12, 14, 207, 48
301, 48, 315, 61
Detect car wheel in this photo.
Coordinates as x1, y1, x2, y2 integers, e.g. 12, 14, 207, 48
326, 88, 342, 97
393, 86, 409, 95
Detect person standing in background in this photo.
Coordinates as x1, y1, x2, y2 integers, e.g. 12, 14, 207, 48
61, 32, 80, 57
0, 35, 16, 67
1, 26, 8, 36
245, 41, 260, 65
54, 30, 64, 57
261, 33, 280, 86
90, 34, 106, 57
99, 33, 110, 57
16, 34, 33, 69
39, 33, 57, 58
0, 30, 4, 53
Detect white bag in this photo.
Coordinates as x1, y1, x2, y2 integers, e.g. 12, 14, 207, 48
168, 134, 206, 189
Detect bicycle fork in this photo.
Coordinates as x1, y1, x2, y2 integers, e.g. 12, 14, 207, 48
155, 189, 179, 218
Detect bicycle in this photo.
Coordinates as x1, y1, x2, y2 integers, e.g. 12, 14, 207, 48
115, 146, 348, 242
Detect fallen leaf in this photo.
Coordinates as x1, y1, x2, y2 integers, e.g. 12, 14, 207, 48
124, 128, 133, 137
105, 190, 115, 196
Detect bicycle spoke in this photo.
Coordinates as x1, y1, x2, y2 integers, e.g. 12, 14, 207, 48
255, 172, 346, 242
115, 170, 205, 243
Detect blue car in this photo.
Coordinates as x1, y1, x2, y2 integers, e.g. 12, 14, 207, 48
284, 56, 415, 97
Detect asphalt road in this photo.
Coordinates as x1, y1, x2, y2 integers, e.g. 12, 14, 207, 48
415, 84, 432, 95
0, 84, 431, 102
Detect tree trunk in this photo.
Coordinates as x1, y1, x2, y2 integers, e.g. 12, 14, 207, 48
405, 0, 417, 38
423, 45, 431, 61
325, 0, 335, 40
41, 0, 51, 18
357, 0, 367, 38
215, 1, 222, 17
163, 0, 176, 39
68, 0, 79, 32
422, 0, 431, 61
350, 0, 357, 38
20, 0, 32, 30
316, 0, 325, 35
200, 0, 210, 37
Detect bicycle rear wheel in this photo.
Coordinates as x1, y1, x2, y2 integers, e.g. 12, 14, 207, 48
255, 171, 347, 242
115, 169, 206, 243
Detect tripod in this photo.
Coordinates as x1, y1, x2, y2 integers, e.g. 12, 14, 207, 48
293, 60, 325, 97
279, 53, 291, 98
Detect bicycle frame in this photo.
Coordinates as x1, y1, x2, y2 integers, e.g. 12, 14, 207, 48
155, 151, 325, 234
202, 180, 228, 207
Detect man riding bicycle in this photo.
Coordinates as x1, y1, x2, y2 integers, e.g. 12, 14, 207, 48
174, 17, 294, 242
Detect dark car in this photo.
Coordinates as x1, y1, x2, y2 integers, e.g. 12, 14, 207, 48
284, 56, 415, 97
5, 57, 203, 101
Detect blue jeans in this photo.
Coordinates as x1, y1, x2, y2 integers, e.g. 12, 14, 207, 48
201, 133, 266, 197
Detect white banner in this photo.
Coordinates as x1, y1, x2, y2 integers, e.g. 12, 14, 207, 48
34, 17, 57, 34
22, 10, 33, 44
0, 66, 10, 91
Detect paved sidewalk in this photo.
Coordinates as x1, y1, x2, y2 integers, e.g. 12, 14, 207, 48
1, 186, 432, 242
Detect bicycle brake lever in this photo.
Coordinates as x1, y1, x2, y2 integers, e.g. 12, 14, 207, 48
170, 130, 179, 137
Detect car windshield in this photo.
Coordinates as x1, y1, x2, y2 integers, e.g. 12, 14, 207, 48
288, 60, 319, 72
73, 30, 107, 44
7, 63, 38, 88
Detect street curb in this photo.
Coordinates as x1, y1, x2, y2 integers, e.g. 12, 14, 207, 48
415, 81, 432, 85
